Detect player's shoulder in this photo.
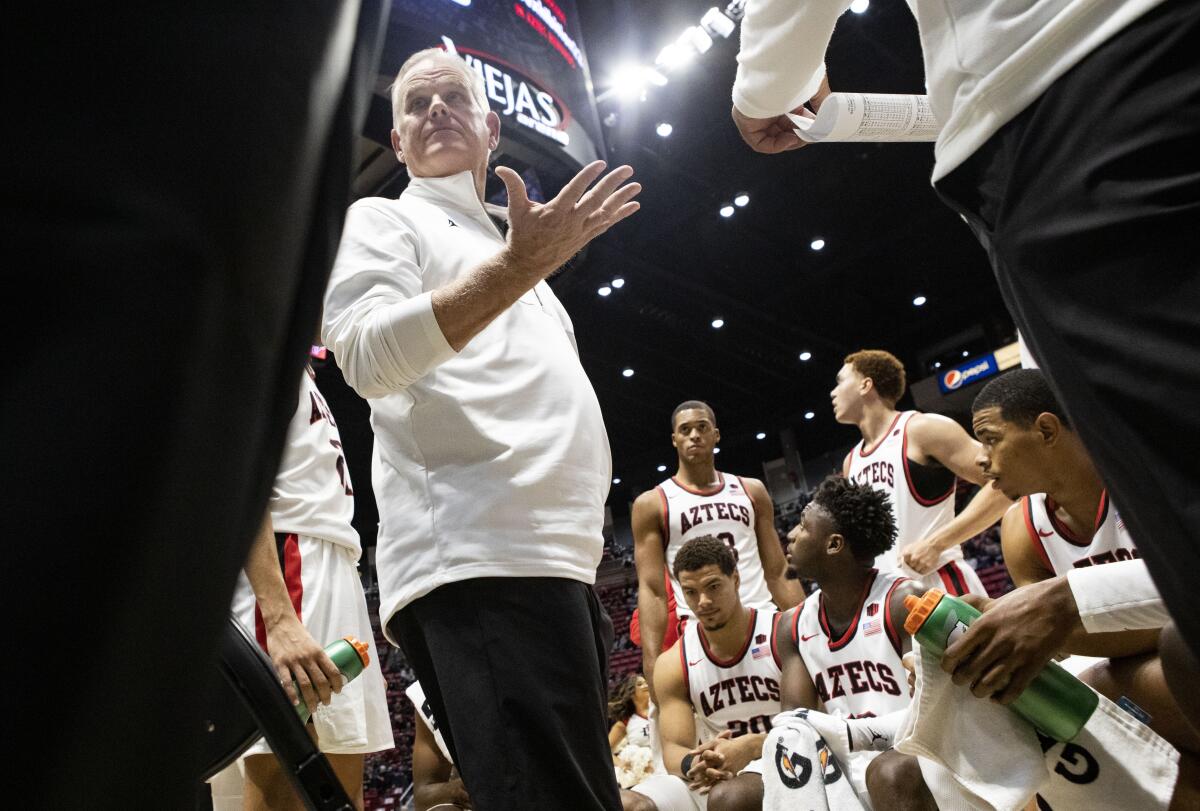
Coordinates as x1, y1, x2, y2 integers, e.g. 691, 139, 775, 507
633, 487, 666, 513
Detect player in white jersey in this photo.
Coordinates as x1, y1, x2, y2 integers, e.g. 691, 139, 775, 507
832, 349, 1009, 596
211, 368, 393, 810
634, 401, 802, 696
627, 535, 784, 811
407, 680, 473, 811
776, 475, 930, 808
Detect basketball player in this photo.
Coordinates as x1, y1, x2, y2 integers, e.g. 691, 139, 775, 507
408, 680, 474, 811
212, 368, 393, 810
633, 401, 802, 694
776, 475, 929, 808
627, 535, 784, 811
833, 349, 1009, 595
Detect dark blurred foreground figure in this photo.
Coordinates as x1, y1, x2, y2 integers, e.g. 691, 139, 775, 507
1, 3, 386, 806
731, 0, 1200, 659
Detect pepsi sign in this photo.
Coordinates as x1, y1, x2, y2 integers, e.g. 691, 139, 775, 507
938, 353, 999, 394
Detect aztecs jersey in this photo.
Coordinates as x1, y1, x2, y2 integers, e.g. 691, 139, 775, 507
680, 608, 783, 741
406, 680, 453, 763
845, 411, 958, 574
270, 369, 360, 554
1020, 491, 1139, 575
658, 473, 773, 618
792, 570, 910, 719
624, 711, 653, 749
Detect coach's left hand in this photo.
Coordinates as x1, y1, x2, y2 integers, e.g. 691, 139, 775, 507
940, 575, 1080, 704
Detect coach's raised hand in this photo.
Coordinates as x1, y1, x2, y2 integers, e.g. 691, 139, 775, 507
496, 160, 641, 279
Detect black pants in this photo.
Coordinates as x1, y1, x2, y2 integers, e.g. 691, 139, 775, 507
936, 0, 1200, 650
1, 3, 385, 807
389, 577, 622, 811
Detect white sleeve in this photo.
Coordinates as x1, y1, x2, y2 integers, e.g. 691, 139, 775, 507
1067, 560, 1169, 633
322, 202, 456, 399
732, 0, 851, 119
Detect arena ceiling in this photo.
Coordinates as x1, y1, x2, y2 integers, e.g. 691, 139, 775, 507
317, 0, 1016, 543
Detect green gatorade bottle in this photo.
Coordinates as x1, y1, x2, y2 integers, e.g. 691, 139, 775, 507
903, 589, 1098, 741
294, 636, 371, 723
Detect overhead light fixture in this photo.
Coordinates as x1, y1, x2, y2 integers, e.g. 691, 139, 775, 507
912, 295, 927, 306
810, 238, 825, 251
962, 350, 970, 357
719, 204, 735, 218
734, 193, 750, 207
700, 7, 737, 38
799, 351, 812, 361
622, 368, 635, 378
656, 122, 673, 137
679, 26, 714, 55
612, 477, 621, 484
657, 464, 668, 472
711, 318, 725, 329
756, 432, 767, 440
713, 447, 721, 454
598, 285, 612, 297
655, 43, 693, 70
608, 64, 667, 101
804, 411, 815, 420
611, 277, 625, 288
933, 361, 942, 369
849, 0, 870, 13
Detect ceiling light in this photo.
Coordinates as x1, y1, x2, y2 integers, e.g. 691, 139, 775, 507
810, 238, 825, 251
656, 122, 673, 137
612, 477, 621, 484
713, 447, 721, 454
711, 318, 725, 329
933, 361, 942, 369
611, 277, 625, 288
644, 68, 669, 87
679, 26, 714, 55
912, 295, 927, 306
622, 368, 635, 378
849, 0, 870, 13
799, 351, 812, 361
598, 285, 612, 297
756, 432, 767, 440
962, 350, 970, 357
804, 411, 815, 420
657, 464, 667, 472
734, 193, 750, 207
655, 43, 693, 70
719, 204, 735, 218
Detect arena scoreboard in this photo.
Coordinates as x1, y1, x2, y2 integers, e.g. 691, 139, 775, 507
381, 0, 605, 172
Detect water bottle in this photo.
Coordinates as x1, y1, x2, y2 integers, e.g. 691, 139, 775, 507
294, 636, 370, 722
903, 589, 1098, 741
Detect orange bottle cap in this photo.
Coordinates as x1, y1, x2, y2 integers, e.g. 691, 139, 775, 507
344, 635, 370, 667
902, 588, 946, 636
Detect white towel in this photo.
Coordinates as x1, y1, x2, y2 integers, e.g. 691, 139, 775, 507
896, 645, 1179, 811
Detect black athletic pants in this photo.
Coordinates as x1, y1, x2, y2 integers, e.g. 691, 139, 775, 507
1, 4, 385, 807
389, 577, 622, 810
935, 0, 1200, 651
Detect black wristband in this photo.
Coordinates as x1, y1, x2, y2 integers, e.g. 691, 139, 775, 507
680, 753, 694, 775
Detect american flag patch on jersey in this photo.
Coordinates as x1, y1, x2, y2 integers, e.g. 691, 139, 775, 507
751, 644, 771, 660
862, 619, 882, 636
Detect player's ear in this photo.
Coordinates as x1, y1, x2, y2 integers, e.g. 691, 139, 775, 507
826, 532, 845, 555
712, 427, 721, 445
1035, 412, 1061, 445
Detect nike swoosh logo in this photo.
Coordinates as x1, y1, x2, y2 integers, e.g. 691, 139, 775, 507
801, 633, 820, 642
688, 658, 703, 667
1037, 529, 1054, 538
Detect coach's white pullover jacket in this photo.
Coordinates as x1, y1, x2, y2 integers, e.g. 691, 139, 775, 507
733, 0, 1166, 182
323, 170, 611, 640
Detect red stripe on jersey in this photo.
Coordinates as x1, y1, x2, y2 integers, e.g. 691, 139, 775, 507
883, 577, 908, 657
700, 608, 758, 667
1023, 496, 1055, 572
254, 533, 304, 650
670, 472, 726, 497
901, 418, 956, 507
770, 612, 783, 668
655, 486, 670, 550
791, 604, 803, 645
1094, 490, 1109, 534
842, 452, 852, 478
735, 475, 758, 527
937, 561, 967, 597
857, 413, 904, 459
820, 571, 877, 651
678, 635, 690, 698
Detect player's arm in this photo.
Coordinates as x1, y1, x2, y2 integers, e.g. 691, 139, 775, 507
608, 719, 628, 753
900, 414, 1012, 574
633, 490, 670, 696
412, 715, 471, 811
242, 508, 341, 709
653, 642, 701, 779
998, 505, 1158, 657
745, 477, 803, 609
776, 606, 820, 711
887, 580, 926, 658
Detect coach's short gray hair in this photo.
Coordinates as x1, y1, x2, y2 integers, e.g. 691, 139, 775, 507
389, 48, 490, 124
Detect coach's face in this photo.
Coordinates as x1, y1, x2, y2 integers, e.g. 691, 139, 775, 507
391, 55, 500, 189
678, 564, 740, 631
971, 407, 1055, 499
